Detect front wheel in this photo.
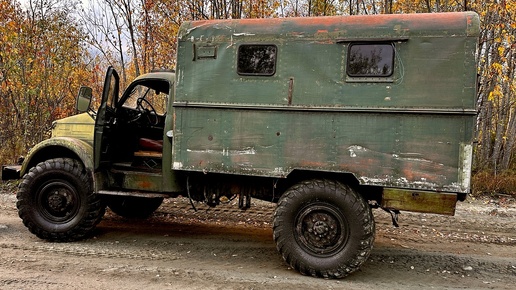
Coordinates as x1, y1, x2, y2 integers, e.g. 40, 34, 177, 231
273, 179, 375, 278
17, 158, 105, 241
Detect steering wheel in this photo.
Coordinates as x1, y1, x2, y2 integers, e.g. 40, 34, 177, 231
136, 97, 159, 125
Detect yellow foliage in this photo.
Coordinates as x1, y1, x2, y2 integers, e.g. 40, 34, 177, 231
488, 91, 494, 101
492, 63, 503, 74
0, 0, 92, 165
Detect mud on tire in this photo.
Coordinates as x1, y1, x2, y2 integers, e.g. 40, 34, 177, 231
16, 158, 105, 242
273, 179, 375, 278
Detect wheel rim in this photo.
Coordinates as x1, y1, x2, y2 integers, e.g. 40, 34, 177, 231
36, 180, 80, 223
295, 202, 350, 256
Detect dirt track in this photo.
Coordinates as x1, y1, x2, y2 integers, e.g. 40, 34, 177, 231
1, 189, 515, 289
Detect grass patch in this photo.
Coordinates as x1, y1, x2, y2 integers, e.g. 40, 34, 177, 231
472, 170, 516, 197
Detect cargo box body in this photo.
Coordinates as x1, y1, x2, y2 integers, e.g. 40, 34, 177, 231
173, 12, 479, 194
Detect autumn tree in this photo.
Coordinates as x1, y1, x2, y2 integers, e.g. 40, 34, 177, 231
0, 0, 91, 164
0, 0, 24, 163
136, 0, 181, 71
472, 0, 516, 171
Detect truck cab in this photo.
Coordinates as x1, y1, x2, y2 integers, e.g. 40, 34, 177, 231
93, 68, 179, 194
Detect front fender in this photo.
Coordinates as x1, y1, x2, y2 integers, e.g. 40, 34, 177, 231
21, 137, 94, 177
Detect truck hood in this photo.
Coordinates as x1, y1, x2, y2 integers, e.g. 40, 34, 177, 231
51, 113, 95, 146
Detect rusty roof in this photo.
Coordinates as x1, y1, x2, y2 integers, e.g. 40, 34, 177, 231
178, 12, 480, 41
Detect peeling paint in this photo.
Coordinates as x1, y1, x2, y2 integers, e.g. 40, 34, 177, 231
348, 145, 365, 158
459, 144, 473, 189
346, 142, 466, 192
394, 156, 436, 164
173, 162, 183, 169
360, 175, 442, 191
187, 147, 256, 156
233, 33, 255, 37
181, 23, 208, 38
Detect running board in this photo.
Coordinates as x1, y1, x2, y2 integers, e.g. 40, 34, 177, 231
98, 190, 171, 198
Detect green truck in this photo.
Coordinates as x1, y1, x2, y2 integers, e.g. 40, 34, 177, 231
2, 11, 479, 278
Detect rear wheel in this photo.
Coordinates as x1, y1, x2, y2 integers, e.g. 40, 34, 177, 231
17, 158, 104, 241
273, 179, 375, 278
106, 196, 163, 219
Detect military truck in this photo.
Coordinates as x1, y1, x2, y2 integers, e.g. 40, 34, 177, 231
2, 12, 479, 278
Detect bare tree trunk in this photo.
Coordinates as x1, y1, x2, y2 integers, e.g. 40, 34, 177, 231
499, 51, 516, 169
231, 0, 242, 19
501, 111, 516, 169
107, 2, 128, 83
384, 0, 392, 14
424, 0, 431, 12
115, 0, 141, 77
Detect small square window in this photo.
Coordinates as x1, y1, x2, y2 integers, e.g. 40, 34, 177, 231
347, 43, 394, 77
237, 45, 277, 76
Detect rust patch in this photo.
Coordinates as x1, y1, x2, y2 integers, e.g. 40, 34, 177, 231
187, 12, 476, 39
299, 161, 326, 168
138, 181, 154, 189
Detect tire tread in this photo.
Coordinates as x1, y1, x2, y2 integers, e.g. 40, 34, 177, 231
16, 158, 104, 242
273, 179, 375, 279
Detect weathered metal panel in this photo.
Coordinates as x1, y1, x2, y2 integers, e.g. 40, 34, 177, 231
173, 12, 479, 194
382, 188, 457, 215
119, 171, 163, 192
52, 113, 95, 146
177, 12, 479, 41
173, 107, 473, 193
20, 137, 94, 176
176, 34, 477, 110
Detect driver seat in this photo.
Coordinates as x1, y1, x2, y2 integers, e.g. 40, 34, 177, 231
139, 138, 163, 152
134, 138, 163, 158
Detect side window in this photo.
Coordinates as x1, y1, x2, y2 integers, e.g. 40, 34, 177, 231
347, 43, 394, 77
123, 84, 168, 115
237, 44, 277, 76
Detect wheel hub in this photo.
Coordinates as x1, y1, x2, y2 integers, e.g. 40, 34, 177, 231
305, 213, 338, 246
296, 204, 348, 256
38, 181, 78, 221
312, 220, 330, 236
48, 190, 69, 213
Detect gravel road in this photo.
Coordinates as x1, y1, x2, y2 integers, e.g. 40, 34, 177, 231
1, 189, 515, 289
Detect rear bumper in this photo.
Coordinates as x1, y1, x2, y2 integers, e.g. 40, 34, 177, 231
1, 165, 21, 180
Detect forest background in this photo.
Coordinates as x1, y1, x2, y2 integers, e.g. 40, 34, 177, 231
0, 0, 515, 195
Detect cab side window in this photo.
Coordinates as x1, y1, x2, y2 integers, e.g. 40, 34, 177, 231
123, 83, 168, 115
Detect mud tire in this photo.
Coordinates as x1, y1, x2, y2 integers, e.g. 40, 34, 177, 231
106, 196, 163, 219
273, 179, 375, 278
17, 158, 104, 242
